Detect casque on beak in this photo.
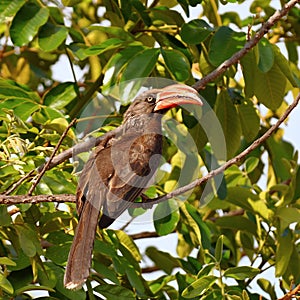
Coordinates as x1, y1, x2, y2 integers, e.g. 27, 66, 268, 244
154, 84, 203, 111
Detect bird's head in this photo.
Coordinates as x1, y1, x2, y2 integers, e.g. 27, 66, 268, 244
123, 84, 203, 122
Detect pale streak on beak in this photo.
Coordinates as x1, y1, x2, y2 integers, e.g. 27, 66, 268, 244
154, 84, 203, 111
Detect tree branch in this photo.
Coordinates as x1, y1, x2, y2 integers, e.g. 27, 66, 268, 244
278, 283, 300, 300
1, 92, 299, 206
0, 194, 75, 205
192, 0, 299, 91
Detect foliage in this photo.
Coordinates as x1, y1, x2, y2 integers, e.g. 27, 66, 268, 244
0, 0, 300, 299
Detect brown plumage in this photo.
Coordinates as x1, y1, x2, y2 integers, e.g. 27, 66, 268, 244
64, 84, 203, 289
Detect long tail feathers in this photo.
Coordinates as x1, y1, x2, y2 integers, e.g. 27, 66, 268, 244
64, 201, 100, 289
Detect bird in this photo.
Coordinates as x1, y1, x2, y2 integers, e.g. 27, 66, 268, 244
64, 84, 203, 289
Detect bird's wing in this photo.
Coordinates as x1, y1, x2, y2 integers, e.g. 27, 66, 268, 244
100, 132, 162, 222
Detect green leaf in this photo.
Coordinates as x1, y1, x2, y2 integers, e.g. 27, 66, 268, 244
45, 244, 70, 265
153, 199, 180, 236
215, 215, 257, 236
180, 19, 213, 44
0, 205, 12, 226
16, 225, 42, 257
0, 83, 41, 121
257, 278, 277, 300
89, 25, 134, 41
223, 266, 260, 280
240, 49, 258, 99
103, 45, 145, 91
38, 23, 68, 52
185, 203, 211, 249
286, 41, 298, 65
0, 0, 25, 22
273, 45, 299, 87
68, 38, 124, 60
115, 230, 142, 261
237, 100, 260, 142
0, 273, 14, 295
43, 118, 74, 137
150, 8, 185, 27
67, 43, 89, 60
95, 284, 135, 300
125, 265, 146, 296
62, 0, 84, 6
10, 3, 49, 46
41, 170, 75, 194
93, 261, 119, 284
15, 284, 55, 295
215, 91, 242, 159
121, 48, 159, 82
221, 11, 242, 27
14, 101, 40, 121
253, 63, 286, 110
223, 186, 271, 220
0, 87, 33, 101
35, 107, 64, 123
44, 82, 77, 109
266, 134, 294, 181
94, 239, 117, 259
215, 235, 224, 263
208, 26, 245, 66
275, 230, 293, 276
0, 257, 16, 266
276, 207, 300, 231
244, 157, 259, 174
180, 203, 202, 246
197, 263, 215, 278
148, 275, 176, 295
83, 38, 124, 56
182, 275, 217, 298
258, 39, 274, 72
131, 0, 152, 26
161, 49, 191, 82
146, 247, 181, 274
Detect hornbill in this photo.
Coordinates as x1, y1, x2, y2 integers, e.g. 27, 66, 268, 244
64, 84, 203, 289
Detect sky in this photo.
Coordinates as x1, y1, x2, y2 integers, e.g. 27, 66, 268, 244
49, 2, 299, 299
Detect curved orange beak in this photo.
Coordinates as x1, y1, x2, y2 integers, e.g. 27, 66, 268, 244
154, 84, 203, 111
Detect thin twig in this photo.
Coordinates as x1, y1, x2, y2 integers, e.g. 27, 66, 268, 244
27, 119, 77, 196
192, 0, 299, 91
65, 47, 79, 90
129, 231, 160, 240
5, 169, 35, 195
141, 266, 160, 273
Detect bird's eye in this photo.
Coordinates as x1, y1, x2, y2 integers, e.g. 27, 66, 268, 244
146, 96, 156, 103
